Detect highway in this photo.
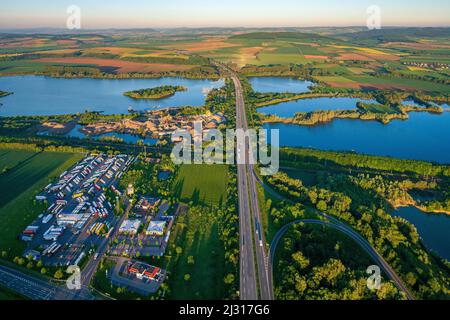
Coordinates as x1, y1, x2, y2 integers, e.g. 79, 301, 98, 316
0, 264, 94, 300
233, 74, 258, 300
250, 165, 414, 299
227, 65, 273, 300
222, 62, 414, 300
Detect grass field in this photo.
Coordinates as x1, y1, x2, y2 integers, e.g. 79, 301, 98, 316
0, 148, 83, 255
173, 164, 228, 206
0, 149, 36, 172
314, 74, 450, 93
163, 207, 226, 299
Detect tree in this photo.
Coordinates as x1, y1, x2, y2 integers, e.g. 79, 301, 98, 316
176, 247, 183, 255
224, 273, 235, 285
187, 256, 195, 265
184, 274, 191, 281
41, 268, 47, 275
54, 269, 64, 280
316, 200, 328, 212
294, 275, 308, 295
292, 251, 310, 270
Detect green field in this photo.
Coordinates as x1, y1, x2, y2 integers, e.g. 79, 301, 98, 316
164, 206, 226, 299
350, 75, 450, 93
0, 148, 83, 255
0, 149, 36, 173
173, 164, 228, 206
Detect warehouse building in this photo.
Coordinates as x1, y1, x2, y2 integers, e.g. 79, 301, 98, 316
119, 219, 141, 235
145, 221, 166, 237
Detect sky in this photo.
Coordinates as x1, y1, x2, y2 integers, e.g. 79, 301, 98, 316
1, 0, 449, 29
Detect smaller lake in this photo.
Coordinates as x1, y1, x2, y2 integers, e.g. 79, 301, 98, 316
41, 125, 158, 146
249, 77, 313, 93
258, 97, 378, 118
264, 111, 450, 164
393, 206, 450, 261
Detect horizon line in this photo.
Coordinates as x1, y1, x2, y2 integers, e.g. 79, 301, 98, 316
1, 25, 450, 31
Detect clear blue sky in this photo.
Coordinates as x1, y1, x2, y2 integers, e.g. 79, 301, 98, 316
1, 0, 449, 29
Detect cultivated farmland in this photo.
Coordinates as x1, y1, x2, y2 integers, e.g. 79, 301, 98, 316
173, 164, 228, 206
0, 148, 83, 255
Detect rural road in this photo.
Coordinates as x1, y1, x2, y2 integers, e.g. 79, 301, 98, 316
268, 217, 415, 300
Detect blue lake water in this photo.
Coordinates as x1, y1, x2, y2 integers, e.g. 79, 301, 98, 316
0, 76, 224, 116
249, 77, 313, 93
264, 111, 450, 164
393, 207, 450, 261
39, 124, 158, 146
65, 125, 158, 145
258, 97, 378, 118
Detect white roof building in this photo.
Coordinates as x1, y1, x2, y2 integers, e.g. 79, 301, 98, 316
119, 219, 141, 235
145, 221, 166, 236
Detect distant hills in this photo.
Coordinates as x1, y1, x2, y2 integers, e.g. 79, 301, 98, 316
337, 27, 450, 42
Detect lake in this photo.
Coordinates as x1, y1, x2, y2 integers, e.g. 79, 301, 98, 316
258, 97, 378, 118
393, 206, 450, 261
66, 125, 158, 145
249, 77, 313, 93
264, 111, 450, 164
39, 124, 158, 146
0, 76, 224, 116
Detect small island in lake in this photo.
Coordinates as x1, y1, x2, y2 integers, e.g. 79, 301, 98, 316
0, 90, 12, 98
123, 85, 187, 100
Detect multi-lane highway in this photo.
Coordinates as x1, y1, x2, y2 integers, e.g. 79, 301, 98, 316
0, 264, 95, 300
225, 60, 412, 301
228, 67, 273, 300
233, 74, 259, 300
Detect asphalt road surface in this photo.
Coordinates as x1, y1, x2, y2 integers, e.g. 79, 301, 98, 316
222, 63, 273, 300
0, 264, 94, 300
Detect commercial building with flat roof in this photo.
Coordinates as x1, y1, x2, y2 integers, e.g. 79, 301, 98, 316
119, 219, 141, 235
145, 221, 166, 236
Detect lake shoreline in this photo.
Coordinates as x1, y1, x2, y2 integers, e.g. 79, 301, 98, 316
0, 75, 225, 116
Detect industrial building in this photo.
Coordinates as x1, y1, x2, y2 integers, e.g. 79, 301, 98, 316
119, 220, 141, 235
145, 221, 166, 237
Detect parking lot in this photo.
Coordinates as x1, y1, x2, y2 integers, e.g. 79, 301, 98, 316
21, 154, 135, 267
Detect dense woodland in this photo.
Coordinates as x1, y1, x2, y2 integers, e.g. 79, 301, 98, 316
262, 149, 450, 299
275, 224, 404, 300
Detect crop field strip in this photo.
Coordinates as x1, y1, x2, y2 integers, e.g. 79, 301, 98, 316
173, 164, 228, 206
0, 148, 83, 255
